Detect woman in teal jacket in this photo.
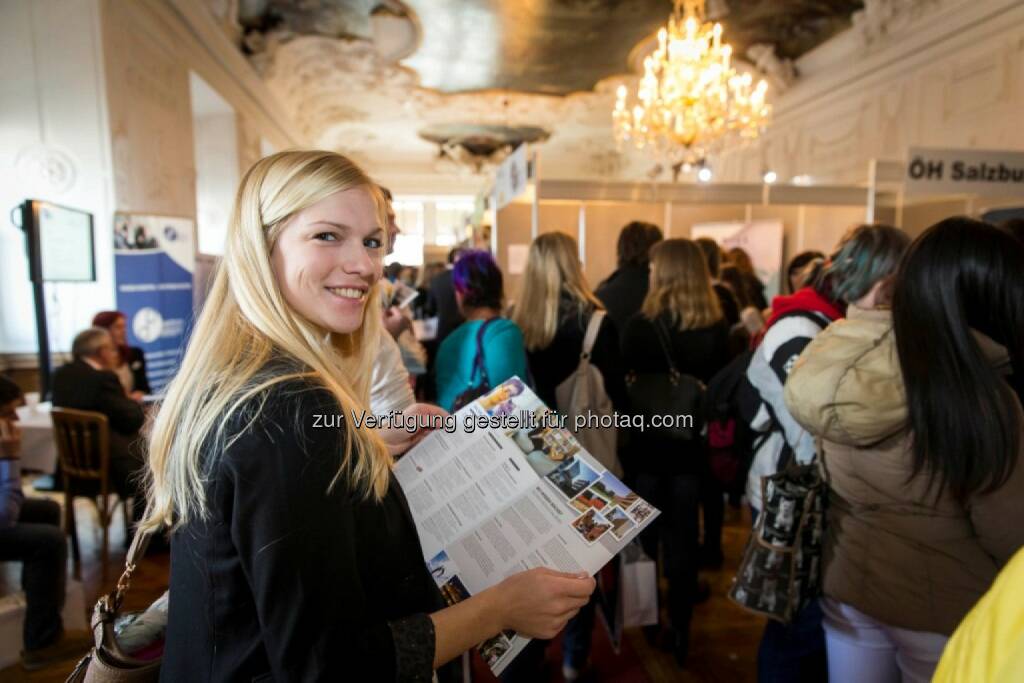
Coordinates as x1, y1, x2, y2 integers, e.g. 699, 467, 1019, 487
435, 250, 528, 412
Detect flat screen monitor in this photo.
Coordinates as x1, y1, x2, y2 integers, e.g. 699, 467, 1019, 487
24, 200, 96, 282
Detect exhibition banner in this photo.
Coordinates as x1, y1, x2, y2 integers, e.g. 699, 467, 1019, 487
493, 144, 530, 210
692, 220, 784, 299
394, 378, 660, 675
113, 213, 196, 394
905, 147, 1024, 197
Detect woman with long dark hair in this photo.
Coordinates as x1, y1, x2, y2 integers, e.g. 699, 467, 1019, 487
786, 217, 1024, 682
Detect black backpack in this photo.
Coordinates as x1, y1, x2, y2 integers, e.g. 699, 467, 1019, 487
703, 310, 830, 492
704, 348, 760, 493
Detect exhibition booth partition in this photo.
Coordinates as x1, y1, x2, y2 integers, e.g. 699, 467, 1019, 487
490, 149, 1024, 305
492, 179, 875, 305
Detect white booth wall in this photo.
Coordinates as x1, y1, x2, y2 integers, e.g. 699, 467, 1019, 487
496, 200, 868, 304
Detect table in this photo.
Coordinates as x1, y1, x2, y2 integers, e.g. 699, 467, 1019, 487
15, 402, 57, 474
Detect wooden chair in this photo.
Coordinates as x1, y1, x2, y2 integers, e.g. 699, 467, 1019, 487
50, 407, 131, 581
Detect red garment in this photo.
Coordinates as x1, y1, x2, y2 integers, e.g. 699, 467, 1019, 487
752, 286, 845, 348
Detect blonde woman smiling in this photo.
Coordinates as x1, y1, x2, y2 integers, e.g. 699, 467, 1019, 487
143, 151, 594, 682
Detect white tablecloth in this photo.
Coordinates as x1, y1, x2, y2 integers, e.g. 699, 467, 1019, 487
15, 402, 57, 474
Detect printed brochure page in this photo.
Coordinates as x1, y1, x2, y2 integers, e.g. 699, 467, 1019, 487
393, 377, 660, 675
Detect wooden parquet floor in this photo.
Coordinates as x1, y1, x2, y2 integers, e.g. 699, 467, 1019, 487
0, 482, 762, 682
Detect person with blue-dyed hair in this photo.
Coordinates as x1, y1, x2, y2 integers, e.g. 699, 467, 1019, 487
435, 250, 529, 412
745, 223, 910, 683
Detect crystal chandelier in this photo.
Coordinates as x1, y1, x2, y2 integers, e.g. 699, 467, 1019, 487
613, 0, 770, 166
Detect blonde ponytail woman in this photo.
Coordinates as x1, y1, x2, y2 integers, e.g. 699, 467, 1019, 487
513, 232, 626, 415
511, 232, 626, 680
145, 151, 593, 682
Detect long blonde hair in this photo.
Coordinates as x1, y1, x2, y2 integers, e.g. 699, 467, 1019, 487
514, 232, 603, 350
642, 238, 723, 330
141, 151, 391, 532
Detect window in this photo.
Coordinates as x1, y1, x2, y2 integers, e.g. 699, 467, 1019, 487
388, 200, 424, 266
435, 199, 475, 248
385, 196, 476, 266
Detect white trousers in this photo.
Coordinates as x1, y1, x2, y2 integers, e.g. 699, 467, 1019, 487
821, 597, 949, 683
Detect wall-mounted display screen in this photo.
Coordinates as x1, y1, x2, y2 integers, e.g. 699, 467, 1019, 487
28, 201, 96, 282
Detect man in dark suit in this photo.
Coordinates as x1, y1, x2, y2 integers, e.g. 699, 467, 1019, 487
51, 327, 146, 522
426, 247, 466, 344
421, 248, 466, 403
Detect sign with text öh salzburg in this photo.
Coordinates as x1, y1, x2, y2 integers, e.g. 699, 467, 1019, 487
905, 147, 1024, 197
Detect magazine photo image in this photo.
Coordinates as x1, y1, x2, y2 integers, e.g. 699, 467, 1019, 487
570, 508, 613, 544
546, 456, 600, 499
588, 472, 639, 510
603, 506, 636, 540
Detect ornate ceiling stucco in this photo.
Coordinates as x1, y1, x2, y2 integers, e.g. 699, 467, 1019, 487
218, 0, 869, 187
399, 0, 672, 95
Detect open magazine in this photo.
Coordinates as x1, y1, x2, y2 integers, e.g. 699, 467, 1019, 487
393, 377, 661, 675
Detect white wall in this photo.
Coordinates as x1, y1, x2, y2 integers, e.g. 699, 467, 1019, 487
717, 0, 1024, 185
0, 0, 115, 356
193, 112, 239, 254
0, 0, 305, 364
191, 73, 239, 256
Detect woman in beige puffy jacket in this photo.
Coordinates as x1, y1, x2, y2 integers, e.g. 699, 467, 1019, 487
784, 217, 1024, 683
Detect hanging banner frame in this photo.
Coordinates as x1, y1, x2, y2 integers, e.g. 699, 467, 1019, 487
112, 211, 197, 394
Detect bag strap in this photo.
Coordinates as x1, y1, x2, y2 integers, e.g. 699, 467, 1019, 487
103, 528, 152, 616
468, 318, 496, 387
580, 310, 605, 361
652, 317, 681, 380
90, 527, 155, 659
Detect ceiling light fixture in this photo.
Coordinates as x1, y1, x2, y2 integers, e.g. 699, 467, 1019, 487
763, 170, 777, 184
612, 0, 770, 165
697, 166, 713, 183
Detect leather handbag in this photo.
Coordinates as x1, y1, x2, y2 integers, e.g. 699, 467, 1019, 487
451, 318, 497, 411
66, 531, 161, 682
625, 318, 704, 441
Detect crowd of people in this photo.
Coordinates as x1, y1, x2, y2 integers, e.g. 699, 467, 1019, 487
1, 149, 1022, 682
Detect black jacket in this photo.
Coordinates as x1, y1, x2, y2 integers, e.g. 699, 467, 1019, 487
595, 264, 650, 346
622, 313, 731, 474
713, 283, 740, 327
51, 360, 145, 436
52, 359, 146, 468
162, 375, 452, 683
124, 346, 151, 394
426, 270, 464, 344
525, 298, 628, 413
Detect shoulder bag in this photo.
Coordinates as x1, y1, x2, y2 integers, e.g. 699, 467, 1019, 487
452, 318, 497, 411
66, 531, 161, 682
625, 317, 705, 441
727, 449, 828, 624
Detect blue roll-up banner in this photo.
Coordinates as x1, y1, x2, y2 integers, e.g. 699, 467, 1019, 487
113, 213, 196, 394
